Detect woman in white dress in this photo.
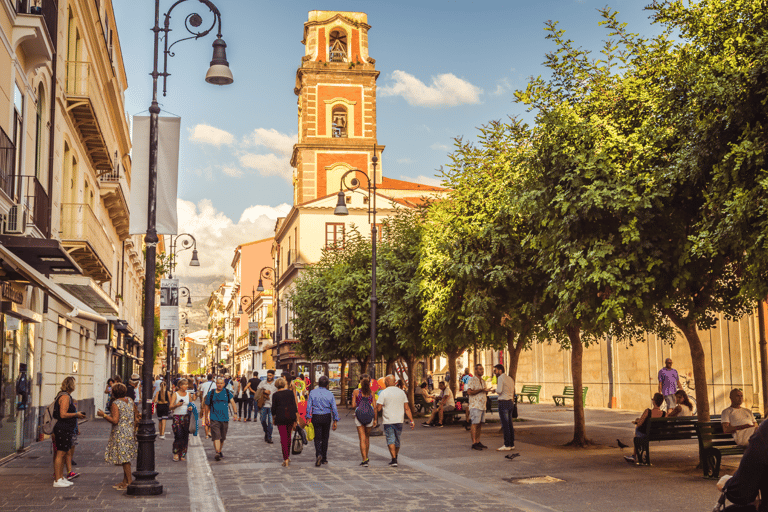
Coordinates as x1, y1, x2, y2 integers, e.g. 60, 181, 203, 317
666, 389, 694, 417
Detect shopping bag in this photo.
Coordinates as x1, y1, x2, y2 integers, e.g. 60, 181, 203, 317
305, 422, 315, 441
291, 429, 304, 455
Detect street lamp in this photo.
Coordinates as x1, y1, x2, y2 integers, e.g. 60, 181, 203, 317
334, 147, 379, 382
256, 266, 279, 370
134, 0, 233, 496
239, 287, 258, 372
167, 233, 200, 279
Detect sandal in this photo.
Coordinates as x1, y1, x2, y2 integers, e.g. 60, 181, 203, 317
173, 455, 180, 462
113, 484, 127, 490
181, 456, 186, 462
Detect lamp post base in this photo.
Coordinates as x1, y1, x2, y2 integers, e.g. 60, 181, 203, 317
126, 417, 163, 496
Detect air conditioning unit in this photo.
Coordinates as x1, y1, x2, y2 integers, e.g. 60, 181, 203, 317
4, 204, 26, 234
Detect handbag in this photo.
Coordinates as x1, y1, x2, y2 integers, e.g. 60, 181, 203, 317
305, 422, 315, 441
291, 429, 304, 455
512, 402, 519, 419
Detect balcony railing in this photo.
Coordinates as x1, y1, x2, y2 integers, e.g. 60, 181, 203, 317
16, 0, 58, 50
0, 127, 15, 199
60, 203, 115, 280
18, 175, 49, 235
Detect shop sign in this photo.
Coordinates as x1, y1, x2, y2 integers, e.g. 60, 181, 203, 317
248, 322, 259, 351
1, 282, 24, 304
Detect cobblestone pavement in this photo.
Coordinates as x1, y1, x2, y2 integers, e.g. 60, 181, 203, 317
0, 401, 732, 511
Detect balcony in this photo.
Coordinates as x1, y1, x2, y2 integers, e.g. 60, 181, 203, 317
0, 127, 15, 199
65, 61, 112, 170
13, 0, 56, 74
15, 0, 57, 50
98, 168, 129, 240
60, 203, 115, 282
18, 175, 49, 236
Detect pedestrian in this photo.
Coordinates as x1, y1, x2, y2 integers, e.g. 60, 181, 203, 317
427, 370, 434, 392
52, 377, 85, 488
306, 375, 339, 466
493, 364, 515, 451
352, 373, 377, 467
466, 363, 490, 451
658, 358, 681, 410
244, 371, 261, 422
272, 377, 299, 466
126, 373, 141, 403
624, 393, 665, 464
376, 374, 414, 468
104, 378, 114, 409
234, 375, 247, 421
203, 377, 237, 461
460, 368, 472, 393
169, 378, 193, 461
153, 379, 171, 439
153, 375, 163, 397
97, 383, 137, 490
257, 370, 278, 444
198, 374, 216, 438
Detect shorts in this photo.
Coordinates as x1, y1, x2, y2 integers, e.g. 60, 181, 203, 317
210, 420, 229, 441
383, 423, 403, 448
470, 408, 485, 424
156, 404, 170, 418
441, 404, 455, 413
354, 416, 374, 428
52, 427, 75, 452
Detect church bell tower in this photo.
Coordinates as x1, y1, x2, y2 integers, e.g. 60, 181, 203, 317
291, 11, 383, 205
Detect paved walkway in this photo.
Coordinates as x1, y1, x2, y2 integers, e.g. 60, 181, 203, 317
0, 401, 730, 511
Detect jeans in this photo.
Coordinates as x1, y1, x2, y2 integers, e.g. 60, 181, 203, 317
260, 406, 273, 440
498, 399, 516, 448
246, 396, 256, 420
312, 413, 332, 461
237, 398, 247, 418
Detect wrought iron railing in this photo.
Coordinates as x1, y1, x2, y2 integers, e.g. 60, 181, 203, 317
0, 127, 15, 199
18, 176, 49, 235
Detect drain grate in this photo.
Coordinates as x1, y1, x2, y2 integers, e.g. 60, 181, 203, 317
507, 475, 564, 484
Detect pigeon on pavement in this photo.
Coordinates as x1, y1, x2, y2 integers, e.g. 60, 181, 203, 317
617, 439, 629, 449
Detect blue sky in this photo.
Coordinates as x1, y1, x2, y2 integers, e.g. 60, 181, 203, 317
113, 0, 662, 289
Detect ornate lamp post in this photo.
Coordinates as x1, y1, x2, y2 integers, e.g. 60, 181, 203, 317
167, 233, 200, 279
133, 0, 233, 495
239, 287, 257, 371
256, 267, 278, 370
334, 147, 379, 381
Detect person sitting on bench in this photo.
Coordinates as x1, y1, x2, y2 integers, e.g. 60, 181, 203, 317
718, 417, 767, 512
624, 393, 665, 465
422, 381, 454, 427
722, 388, 757, 447
666, 389, 694, 417
418, 382, 433, 405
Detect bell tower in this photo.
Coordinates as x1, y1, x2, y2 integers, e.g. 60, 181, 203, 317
291, 11, 383, 205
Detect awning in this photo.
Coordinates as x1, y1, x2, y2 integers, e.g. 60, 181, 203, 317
52, 275, 118, 316
0, 235, 82, 275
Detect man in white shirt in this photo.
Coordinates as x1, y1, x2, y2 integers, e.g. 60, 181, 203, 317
493, 364, 516, 451
422, 381, 454, 427
466, 363, 490, 451
722, 388, 757, 447
198, 374, 216, 438
257, 370, 278, 444
377, 375, 414, 467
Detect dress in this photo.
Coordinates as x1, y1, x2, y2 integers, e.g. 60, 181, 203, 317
105, 399, 137, 465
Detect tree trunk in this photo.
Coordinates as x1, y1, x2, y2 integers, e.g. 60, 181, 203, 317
664, 311, 711, 422
507, 330, 526, 381
385, 358, 396, 376
406, 355, 416, 415
566, 326, 591, 447
447, 349, 460, 398
340, 358, 348, 407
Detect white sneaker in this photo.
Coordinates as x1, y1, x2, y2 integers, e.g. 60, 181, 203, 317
159, 435, 166, 439
53, 478, 73, 487
497, 445, 514, 451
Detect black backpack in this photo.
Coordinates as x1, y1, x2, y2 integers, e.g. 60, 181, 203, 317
355, 394, 375, 425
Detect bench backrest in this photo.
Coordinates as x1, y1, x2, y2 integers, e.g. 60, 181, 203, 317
646, 416, 699, 440
696, 421, 739, 450
414, 394, 428, 404
520, 385, 541, 393
561, 386, 588, 397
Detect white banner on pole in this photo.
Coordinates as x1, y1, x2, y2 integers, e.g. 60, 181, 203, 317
129, 116, 180, 235
159, 278, 179, 330
248, 322, 259, 351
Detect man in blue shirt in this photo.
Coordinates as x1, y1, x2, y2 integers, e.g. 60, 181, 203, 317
204, 377, 237, 461
306, 375, 339, 466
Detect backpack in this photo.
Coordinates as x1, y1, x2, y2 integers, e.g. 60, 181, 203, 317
355, 393, 375, 425
42, 392, 64, 435
255, 386, 266, 408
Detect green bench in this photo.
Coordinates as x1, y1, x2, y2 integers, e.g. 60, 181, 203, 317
516, 385, 542, 404
696, 416, 761, 479
414, 393, 434, 414
634, 416, 700, 466
553, 386, 588, 407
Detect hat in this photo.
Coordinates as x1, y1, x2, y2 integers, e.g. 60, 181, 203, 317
130, 373, 140, 381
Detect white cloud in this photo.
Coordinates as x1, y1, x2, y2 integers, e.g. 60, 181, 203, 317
220, 165, 242, 178
380, 70, 483, 107
239, 153, 293, 183
430, 143, 450, 151
171, 199, 291, 294
188, 124, 235, 147
246, 128, 296, 157
492, 77, 512, 96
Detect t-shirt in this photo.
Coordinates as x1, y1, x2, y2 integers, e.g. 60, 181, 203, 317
199, 381, 215, 401
153, 379, 162, 396
467, 376, 487, 410
658, 368, 679, 396
247, 378, 261, 397
496, 374, 515, 401
378, 386, 408, 425
205, 388, 232, 422
258, 380, 278, 408
722, 406, 757, 446
439, 387, 454, 406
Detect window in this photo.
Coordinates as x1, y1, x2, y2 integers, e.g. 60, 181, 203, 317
328, 30, 347, 62
332, 106, 347, 138
13, 84, 23, 196
34, 84, 45, 179
326, 223, 345, 248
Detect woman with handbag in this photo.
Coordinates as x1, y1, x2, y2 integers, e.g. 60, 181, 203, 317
153, 380, 171, 439
97, 383, 138, 490
271, 377, 299, 466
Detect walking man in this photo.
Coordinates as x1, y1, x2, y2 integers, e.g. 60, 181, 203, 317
203, 377, 238, 461
377, 375, 415, 467
244, 371, 260, 422
493, 364, 515, 451
258, 370, 277, 444
198, 374, 216, 438
467, 363, 490, 450
658, 359, 681, 410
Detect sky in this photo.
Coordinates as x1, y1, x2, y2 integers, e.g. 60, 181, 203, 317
113, 0, 663, 295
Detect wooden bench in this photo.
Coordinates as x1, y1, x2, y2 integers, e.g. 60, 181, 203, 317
696, 415, 761, 478
553, 386, 588, 407
414, 393, 434, 414
516, 385, 542, 404
634, 416, 700, 466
